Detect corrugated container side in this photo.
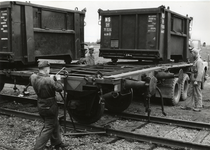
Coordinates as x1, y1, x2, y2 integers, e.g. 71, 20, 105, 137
99, 6, 192, 62
0, 1, 85, 65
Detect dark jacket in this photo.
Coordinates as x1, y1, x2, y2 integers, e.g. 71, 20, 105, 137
30, 73, 63, 116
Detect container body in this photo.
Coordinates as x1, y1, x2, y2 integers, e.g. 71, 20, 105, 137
99, 6, 192, 62
0, 1, 85, 65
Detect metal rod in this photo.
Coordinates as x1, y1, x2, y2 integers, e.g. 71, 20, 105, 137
147, 97, 151, 122
56, 67, 66, 75
59, 92, 76, 132
70, 69, 97, 74
59, 92, 66, 132
156, 87, 166, 116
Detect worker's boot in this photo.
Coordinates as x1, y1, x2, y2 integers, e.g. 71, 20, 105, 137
54, 142, 68, 150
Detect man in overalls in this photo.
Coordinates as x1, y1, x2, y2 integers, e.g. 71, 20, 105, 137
78, 45, 95, 65
30, 61, 68, 150
181, 46, 204, 111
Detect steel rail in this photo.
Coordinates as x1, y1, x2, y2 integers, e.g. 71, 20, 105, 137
0, 107, 210, 150
0, 94, 63, 106
105, 128, 210, 150
1, 94, 210, 130
0, 107, 40, 120
105, 111, 210, 130
63, 121, 210, 150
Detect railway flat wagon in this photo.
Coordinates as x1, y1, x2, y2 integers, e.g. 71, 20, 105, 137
64, 6, 208, 124
0, 1, 86, 67
0, 3, 208, 125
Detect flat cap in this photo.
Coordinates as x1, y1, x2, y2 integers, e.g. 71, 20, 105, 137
191, 48, 200, 54
89, 45, 94, 50
38, 61, 50, 68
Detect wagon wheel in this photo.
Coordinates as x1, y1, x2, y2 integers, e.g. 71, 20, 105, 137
157, 78, 181, 106
67, 91, 104, 124
170, 78, 181, 105
105, 89, 133, 112
180, 74, 190, 101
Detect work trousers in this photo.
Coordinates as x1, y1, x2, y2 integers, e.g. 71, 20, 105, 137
34, 105, 62, 150
184, 82, 202, 108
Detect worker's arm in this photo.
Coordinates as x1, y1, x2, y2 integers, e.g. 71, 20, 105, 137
51, 75, 63, 92
195, 59, 204, 82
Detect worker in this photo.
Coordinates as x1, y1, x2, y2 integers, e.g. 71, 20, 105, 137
78, 45, 95, 65
181, 46, 204, 112
30, 61, 68, 150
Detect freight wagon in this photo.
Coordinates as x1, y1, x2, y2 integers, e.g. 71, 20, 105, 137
0, 1, 86, 68
0, 2, 208, 124
98, 5, 192, 63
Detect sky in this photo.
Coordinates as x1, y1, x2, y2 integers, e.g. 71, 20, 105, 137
23, 1, 210, 44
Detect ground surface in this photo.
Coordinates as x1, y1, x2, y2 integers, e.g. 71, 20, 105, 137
0, 45, 210, 149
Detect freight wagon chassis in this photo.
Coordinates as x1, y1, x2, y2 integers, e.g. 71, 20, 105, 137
62, 63, 192, 124
0, 63, 193, 124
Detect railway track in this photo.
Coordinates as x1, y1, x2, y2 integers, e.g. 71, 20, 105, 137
1, 94, 210, 149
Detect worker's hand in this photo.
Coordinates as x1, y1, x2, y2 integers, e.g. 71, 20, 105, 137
53, 75, 57, 81
51, 75, 61, 81
76, 58, 84, 64
54, 75, 61, 81
78, 58, 87, 64
194, 81, 198, 85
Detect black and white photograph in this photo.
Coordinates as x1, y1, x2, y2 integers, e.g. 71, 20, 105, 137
0, 0, 210, 149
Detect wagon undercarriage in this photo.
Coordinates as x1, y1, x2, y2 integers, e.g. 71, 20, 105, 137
0, 62, 192, 124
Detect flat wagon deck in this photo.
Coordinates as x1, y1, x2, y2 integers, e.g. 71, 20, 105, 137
0, 61, 193, 124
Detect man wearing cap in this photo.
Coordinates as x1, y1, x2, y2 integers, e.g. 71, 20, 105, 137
78, 45, 95, 65
30, 61, 68, 150
181, 46, 204, 112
